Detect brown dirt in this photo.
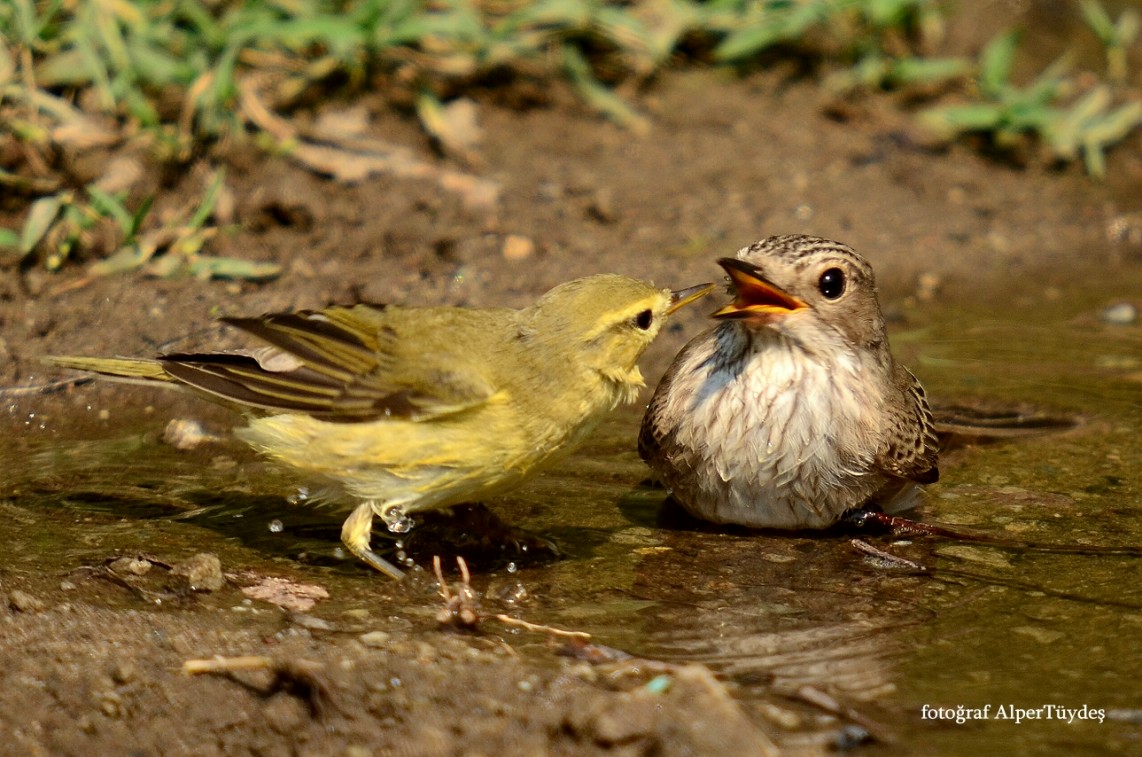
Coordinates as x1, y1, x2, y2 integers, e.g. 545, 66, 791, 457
3, 9, 1142, 754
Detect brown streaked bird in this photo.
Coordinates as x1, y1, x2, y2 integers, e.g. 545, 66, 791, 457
48, 275, 714, 579
639, 235, 939, 530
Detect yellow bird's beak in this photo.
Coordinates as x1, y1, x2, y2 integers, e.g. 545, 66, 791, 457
668, 282, 717, 314
712, 257, 807, 321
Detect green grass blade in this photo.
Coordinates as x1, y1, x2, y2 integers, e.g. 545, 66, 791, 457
978, 31, 1018, 99
1079, 0, 1115, 43
85, 186, 134, 232
890, 56, 972, 85
189, 169, 227, 230
187, 257, 283, 282
562, 45, 651, 134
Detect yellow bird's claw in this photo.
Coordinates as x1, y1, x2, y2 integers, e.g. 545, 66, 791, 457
342, 502, 405, 580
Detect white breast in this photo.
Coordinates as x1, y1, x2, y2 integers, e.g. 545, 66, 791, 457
658, 325, 887, 528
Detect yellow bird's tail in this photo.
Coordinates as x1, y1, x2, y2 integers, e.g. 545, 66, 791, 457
44, 356, 176, 384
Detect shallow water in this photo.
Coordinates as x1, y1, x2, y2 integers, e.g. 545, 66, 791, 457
2, 266, 1140, 753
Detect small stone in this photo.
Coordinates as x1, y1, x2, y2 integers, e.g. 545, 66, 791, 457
915, 272, 941, 302
588, 187, 617, 223
111, 660, 136, 684
758, 702, 803, 730
98, 691, 124, 718
501, 234, 535, 261
1101, 302, 1137, 325
289, 613, 336, 631
359, 631, 391, 648
110, 557, 153, 576
171, 553, 225, 592
9, 589, 46, 613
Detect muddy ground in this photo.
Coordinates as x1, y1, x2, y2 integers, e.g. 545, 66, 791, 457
3, 4, 1142, 756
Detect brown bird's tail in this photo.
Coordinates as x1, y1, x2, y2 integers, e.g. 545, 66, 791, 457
43, 356, 176, 384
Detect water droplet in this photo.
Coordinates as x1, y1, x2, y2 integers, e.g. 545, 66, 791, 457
505, 582, 528, 603
268, 519, 284, 533
286, 487, 310, 505
506, 562, 518, 574
381, 505, 414, 534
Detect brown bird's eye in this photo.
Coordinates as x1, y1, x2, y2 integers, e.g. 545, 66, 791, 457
818, 268, 845, 299
634, 309, 654, 330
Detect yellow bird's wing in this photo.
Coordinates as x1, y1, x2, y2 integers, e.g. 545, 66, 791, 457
160, 305, 501, 423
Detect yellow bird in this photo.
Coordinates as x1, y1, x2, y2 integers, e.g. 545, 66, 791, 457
48, 275, 714, 578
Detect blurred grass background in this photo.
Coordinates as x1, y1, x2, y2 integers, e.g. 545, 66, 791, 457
1, 0, 1140, 278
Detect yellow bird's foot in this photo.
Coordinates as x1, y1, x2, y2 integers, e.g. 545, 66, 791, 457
341, 502, 406, 579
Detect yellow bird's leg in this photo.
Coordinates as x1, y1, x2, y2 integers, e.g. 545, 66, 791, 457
341, 501, 405, 579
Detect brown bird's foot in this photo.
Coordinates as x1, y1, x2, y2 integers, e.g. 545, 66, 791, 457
840, 506, 977, 540
403, 503, 562, 570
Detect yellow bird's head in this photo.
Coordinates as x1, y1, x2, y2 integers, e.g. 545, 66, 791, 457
523, 274, 714, 404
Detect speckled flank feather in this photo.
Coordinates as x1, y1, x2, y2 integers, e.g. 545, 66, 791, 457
640, 235, 939, 528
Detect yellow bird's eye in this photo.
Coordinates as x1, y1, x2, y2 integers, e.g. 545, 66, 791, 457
633, 309, 654, 330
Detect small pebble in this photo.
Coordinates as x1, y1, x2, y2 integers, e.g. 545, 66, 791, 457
1101, 302, 1137, 325
111, 660, 136, 684
110, 557, 153, 576
9, 589, 46, 613
833, 724, 872, 750
98, 691, 124, 718
915, 272, 941, 302
588, 187, 616, 223
502, 234, 535, 261
290, 613, 336, 631
171, 553, 225, 592
359, 631, 392, 648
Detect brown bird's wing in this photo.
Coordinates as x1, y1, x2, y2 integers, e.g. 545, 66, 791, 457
638, 359, 676, 465
875, 366, 940, 484
160, 305, 499, 423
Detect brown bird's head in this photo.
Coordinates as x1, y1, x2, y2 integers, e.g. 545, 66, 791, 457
712, 235, 888, 353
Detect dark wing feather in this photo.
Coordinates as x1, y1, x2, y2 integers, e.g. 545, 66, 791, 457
876, 366, 940, 484
221, 311, 379, 381
160, 305, 496, 423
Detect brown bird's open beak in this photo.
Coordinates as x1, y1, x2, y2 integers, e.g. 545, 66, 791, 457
711, 257, 807, 320
668, 282, 717, 314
